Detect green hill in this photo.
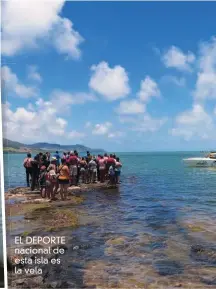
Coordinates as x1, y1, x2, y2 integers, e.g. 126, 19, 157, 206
3, 138, 105, 154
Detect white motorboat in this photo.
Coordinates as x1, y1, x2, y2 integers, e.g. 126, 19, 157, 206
183, 152, 216, 167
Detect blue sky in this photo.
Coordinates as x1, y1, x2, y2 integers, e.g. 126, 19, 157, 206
1, 1, 216, 151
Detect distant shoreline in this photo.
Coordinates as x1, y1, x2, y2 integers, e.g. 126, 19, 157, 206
3, 150, 210, 154
3, 148, 106, 154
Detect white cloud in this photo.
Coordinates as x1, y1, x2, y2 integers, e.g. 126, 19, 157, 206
108, 131, 125, 138
47, 90, 96, 114
1, 66, 38, 98
193, 37, 216, 101
175, 104, 211, 126
119, 116, 137, 124
170, 104, 215, 140
170, 37, 216, 141
2, 0, 83, 59
116, 100, 145, 115
137, 76, 160, 102
89, 61, 130, 101
68, 130, 85, 139
92, 122, 112, 135
91, 122, 125, 140
119, 114, 167, 133
162, 46, 195, 71
27, 66, 42, 82
27, 103, 35, 111
52, 17, 84, 59
132, 115, 167, 132
2, 101, 68, 142
161, 75, 186, 87
51, 90, 96, 109
116, 77, 164, 133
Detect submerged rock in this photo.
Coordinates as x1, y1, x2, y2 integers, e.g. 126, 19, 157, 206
105, 236, 127, 246
150, 241, 167, 250
200, 277, 216, 286
190, 244, 216, 264
153, 259, 184, 276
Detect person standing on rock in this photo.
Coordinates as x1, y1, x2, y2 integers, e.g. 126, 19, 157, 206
79, 157, 88, 184
68, 151, 78, 186
54, 151, 61, 168
98, 156, 106, 183
23, 153, 33, 187
58, 158, 70, 200
96, 155, 101, 182
47, 157, 59, 196
31, 156, 40, 191
74, 150, 80, 186
88, 157, 97, 183
115, 157, 122, 184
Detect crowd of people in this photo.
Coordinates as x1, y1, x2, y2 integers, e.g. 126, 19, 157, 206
23, 150, 122, 201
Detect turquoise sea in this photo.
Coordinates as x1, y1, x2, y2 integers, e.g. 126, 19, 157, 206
3, 152, 216, 287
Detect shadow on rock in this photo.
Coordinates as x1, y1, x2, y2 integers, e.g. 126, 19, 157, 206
190, 244, 216, 265
153, 259, 184, 276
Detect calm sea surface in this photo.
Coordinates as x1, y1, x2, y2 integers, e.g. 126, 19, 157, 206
3, 152, 216, 287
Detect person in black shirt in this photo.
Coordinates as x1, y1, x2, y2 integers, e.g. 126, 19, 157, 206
31, 156, 39, 191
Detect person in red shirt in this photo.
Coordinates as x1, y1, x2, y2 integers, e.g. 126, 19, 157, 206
106, 154, 116, 167
105, 154, 116, 180
68, 152, 78, 185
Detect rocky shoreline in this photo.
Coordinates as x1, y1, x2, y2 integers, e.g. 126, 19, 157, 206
5, 183, 216, 289
6, 182, 119, 289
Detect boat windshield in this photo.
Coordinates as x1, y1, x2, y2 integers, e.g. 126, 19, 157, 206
209, 153, 216, 159
206, 152, 216, 159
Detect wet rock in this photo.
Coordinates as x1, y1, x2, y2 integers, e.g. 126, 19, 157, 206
150, 241, 167, 250
153, 259, 184, 276
191, 244, 205, 253
21, 199, 50, 204
190, 244, 216, 264
55, 281, 70, 288
174, 283, 182, 287
70, 243, 91, 251
12, 276, 44, 288
14, 279, 25, 285
83, 260, 110, 287
105, 236, 127, 246
73, 246, 79, 250
49, 281, 58, 288
187, 224, 204, 232
32, 276, 44, 284
200, 277, 216, 286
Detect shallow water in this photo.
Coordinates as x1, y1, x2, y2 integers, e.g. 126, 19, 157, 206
4, 152, 216, 288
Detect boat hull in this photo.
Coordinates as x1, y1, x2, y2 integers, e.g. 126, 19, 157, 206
183, 157, 216, 167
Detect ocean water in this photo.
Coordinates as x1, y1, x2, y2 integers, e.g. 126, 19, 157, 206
4, 152, 216, 287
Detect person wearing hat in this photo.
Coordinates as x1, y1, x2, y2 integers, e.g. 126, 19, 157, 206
51, 156, 57, 164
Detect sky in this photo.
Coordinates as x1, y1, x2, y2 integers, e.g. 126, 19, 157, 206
1, 1, 216, 152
